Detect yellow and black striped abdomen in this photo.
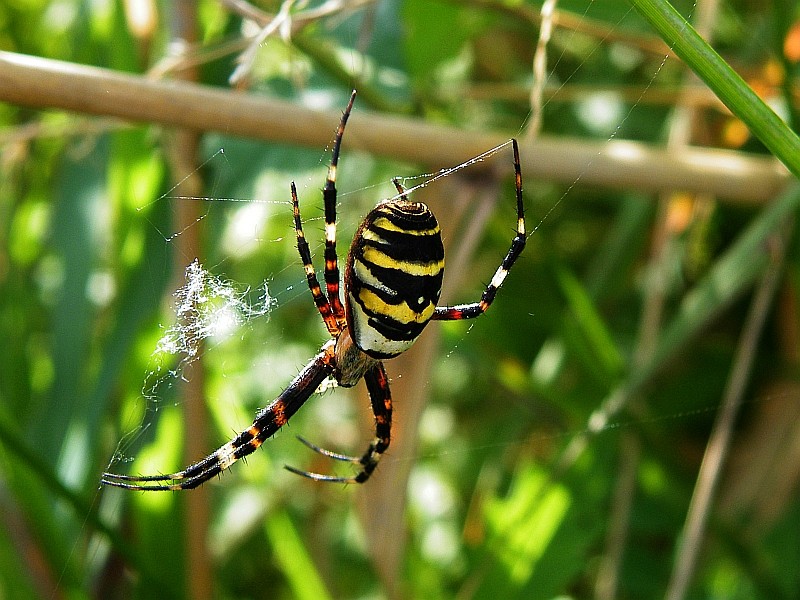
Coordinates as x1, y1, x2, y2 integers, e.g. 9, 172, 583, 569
345, 200, 444, 359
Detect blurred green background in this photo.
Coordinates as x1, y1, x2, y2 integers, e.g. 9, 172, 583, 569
0, 0, 798, 598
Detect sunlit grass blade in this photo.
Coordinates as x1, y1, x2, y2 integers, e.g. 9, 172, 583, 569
628, 0, 800, 177
265, 510, 333, 600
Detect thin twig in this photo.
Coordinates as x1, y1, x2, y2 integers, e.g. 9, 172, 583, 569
594, 1, 722, 591
525, 0, 556, 140
467, 81, 730, 111
222, 0, 375, 28
148, 0, 376, 81
228, 0, 297, 87
594, 432, 641, 600
445, 0, 670, 56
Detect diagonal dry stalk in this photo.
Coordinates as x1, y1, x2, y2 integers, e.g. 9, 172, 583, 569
665, 221, 792, 600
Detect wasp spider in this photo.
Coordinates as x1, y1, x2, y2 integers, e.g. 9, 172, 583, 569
102, 90, 526, 489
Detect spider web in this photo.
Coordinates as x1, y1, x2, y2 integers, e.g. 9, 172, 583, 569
107, 258, 276, 467
142, 259, 275, 402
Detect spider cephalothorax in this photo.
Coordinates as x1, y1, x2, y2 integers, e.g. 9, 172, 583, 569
102, 90, 526, 489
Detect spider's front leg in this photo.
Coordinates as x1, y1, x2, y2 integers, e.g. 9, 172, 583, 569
320, 91, 356, 326
292, 181, 340, 336
286, 362, 392, 484
291, 90, 357, 336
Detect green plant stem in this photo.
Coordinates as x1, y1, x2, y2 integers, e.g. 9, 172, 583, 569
629, 0, 800, 178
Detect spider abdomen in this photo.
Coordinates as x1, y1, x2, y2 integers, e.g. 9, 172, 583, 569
345, 200, 445, 359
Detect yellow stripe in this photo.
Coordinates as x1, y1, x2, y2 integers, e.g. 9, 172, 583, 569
372, 215, 439, 236
357, 288, 436, 324
362, 246, 443, 276
361, 228, 390, 245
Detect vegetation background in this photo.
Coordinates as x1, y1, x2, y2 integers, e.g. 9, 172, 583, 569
0, 0, 798, 598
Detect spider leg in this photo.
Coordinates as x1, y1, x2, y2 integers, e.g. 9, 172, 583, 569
321, 90, 356, 327
102, 346, 336, 491
294, 435, 362, 462
285, 362, 392, 484
432, 138, 526, 321
292, 181, 341, 336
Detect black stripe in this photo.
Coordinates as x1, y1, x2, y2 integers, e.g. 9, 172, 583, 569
365, 221, 440, 246
372, 204, 439, 232
367, 315, 428, 341
356, 203, 443, 260
361, 233, 444, 266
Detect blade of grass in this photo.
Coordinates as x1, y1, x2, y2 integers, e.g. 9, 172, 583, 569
264, 510, 333, 600
642, 186, 798, 386
553, 260, 626, 383
628, 0, 800, 177
43, 135, 107, 460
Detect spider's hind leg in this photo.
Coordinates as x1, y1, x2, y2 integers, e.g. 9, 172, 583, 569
102, 350, 336, 491
285, 362, 392, 484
